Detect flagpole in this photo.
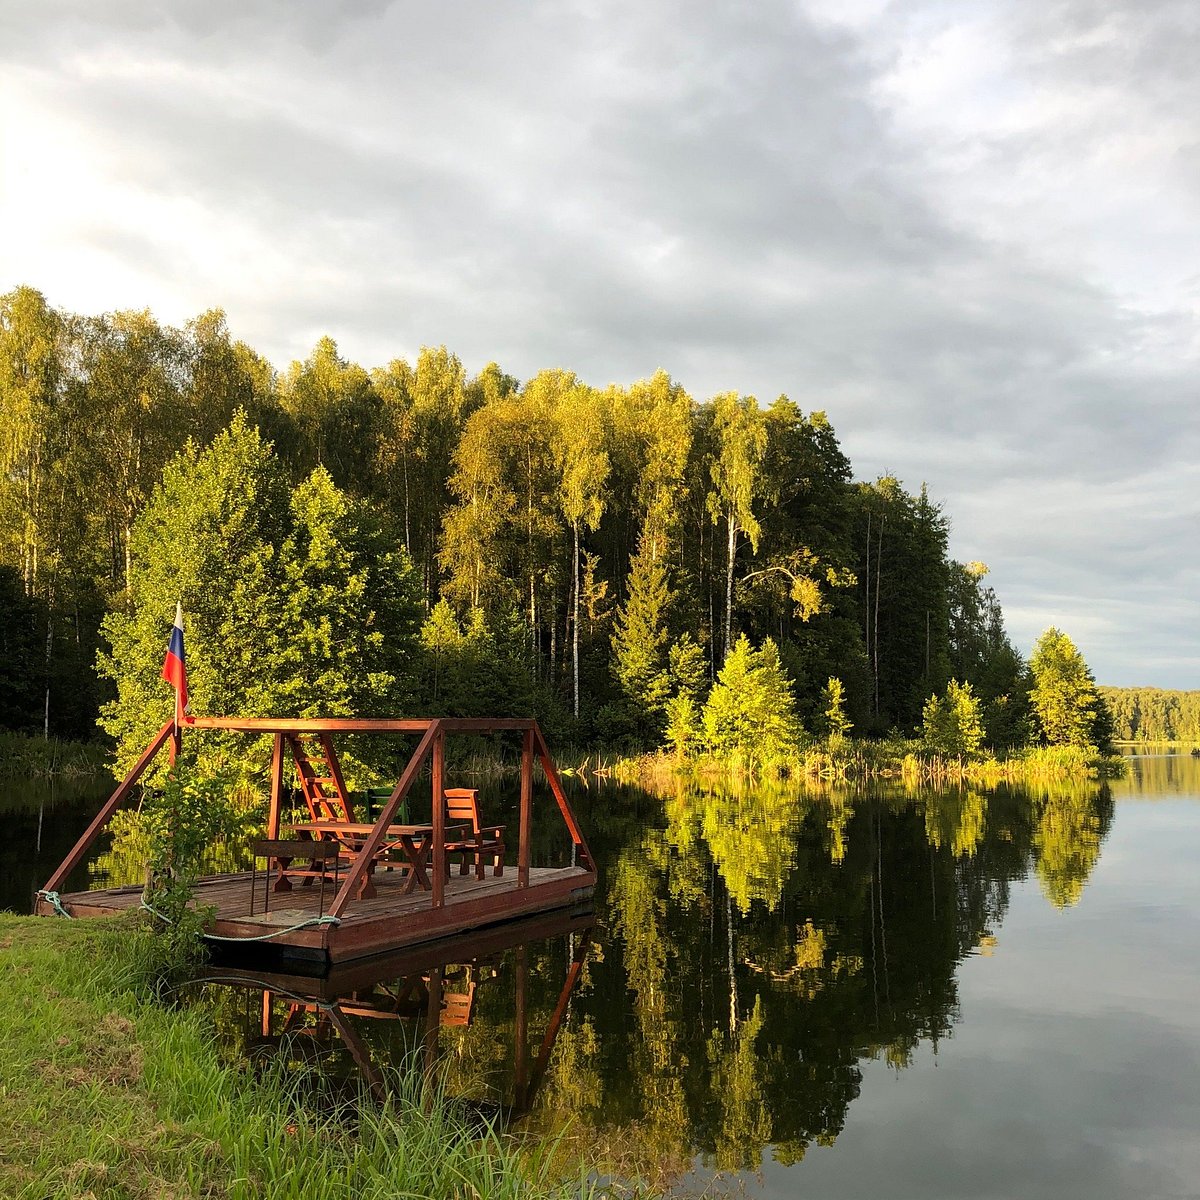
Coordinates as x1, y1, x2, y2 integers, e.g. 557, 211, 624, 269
169, 691, 181, 766
165, 601, 186, 766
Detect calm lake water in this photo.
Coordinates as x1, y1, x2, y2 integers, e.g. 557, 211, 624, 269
6, 752, 1199, 1197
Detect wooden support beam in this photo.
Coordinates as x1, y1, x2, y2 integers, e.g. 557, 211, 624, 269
436, 717, 537, 733
266, 733, 285, 839
423, 966, 442, 1092
187, 716, 536, 734
532, 724, 594, 871
325, 1005, 387, 1102
326, 723, 439, 919
514, 944, 529, 1110
431, 726, 445, 909
518, 729, 533, 888
42, 720, 174, 895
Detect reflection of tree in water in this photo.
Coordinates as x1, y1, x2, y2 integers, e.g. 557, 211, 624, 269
660, 775, 808, 914
1118, 752, 1200, 799
156, 777, 1116, 1193
91, 809, 250, 888
824, 790, 856, 863
923, 786, 988, 860
697, 781, 806, 914
605, 835, 693, 1172
1032, 783, 1114, 909
549, 776, 1115, 1187
708, 995, 770, 1171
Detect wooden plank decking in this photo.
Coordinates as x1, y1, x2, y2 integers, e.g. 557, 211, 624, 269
39, 865, 595, 964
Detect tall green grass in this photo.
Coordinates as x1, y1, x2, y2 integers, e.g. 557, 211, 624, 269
0, 913, 600, 1200
612, 736, 1124, 787
0, 730, 109, 779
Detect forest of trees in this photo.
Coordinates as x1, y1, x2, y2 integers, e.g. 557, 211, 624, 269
1098, 687, 1200, 742
0, 286, 1111, 760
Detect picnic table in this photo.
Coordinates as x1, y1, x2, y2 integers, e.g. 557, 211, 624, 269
287, 820, 466, 899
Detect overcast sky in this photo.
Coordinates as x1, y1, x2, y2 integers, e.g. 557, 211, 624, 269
2, 0, 1197, 687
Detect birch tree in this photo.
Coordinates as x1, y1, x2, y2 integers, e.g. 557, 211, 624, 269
553, 380, 609, 717
706, 393, 767, 659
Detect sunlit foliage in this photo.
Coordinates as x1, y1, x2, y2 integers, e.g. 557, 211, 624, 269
97, 414, 422, 781
0, 289, 1059, 756
701, 636, 803, 769
922, 679, 986, 763
1029, 627, 1114, 751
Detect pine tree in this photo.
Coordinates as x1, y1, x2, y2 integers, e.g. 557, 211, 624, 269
701, 635, 802, 769
668, 633, 708, 699
612, 533, 673, 737
820, 677, 853, 740
1029, 628, 1112, 750
922, 679, 985, 762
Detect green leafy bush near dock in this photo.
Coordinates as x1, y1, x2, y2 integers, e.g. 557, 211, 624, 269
0, 914, 600, 1200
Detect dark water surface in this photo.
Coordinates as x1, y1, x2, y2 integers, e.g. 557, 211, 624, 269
7, 753, 1199, 1197
0, 777, 114, 913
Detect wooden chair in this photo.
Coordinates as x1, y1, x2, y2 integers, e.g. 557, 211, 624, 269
442, 788, 506, 879
439, 965, 479, 1026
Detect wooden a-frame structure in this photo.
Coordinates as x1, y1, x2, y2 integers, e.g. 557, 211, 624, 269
38, 716, 595, 964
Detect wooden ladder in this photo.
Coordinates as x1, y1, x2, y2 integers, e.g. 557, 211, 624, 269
287, 733, 354, 823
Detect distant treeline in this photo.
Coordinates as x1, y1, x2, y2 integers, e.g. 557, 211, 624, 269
2, 286, 1033, 751
1098, 687, 1200, 743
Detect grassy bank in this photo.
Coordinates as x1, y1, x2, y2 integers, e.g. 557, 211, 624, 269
611, 739, 1126, 788
0, 731, 110, 779
0, 914, 597, 1200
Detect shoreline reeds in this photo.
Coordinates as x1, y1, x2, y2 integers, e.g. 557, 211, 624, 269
1, 912, 602, 1200
0, 730, 110, 779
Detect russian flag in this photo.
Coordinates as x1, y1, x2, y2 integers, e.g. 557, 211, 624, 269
161, 602, 190, 724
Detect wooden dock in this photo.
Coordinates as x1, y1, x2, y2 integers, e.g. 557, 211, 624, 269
39, 865, 594, 962
36, 715, 597, 965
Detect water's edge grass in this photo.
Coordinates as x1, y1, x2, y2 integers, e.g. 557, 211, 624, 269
0, 913, 607, 1200
0, 731, 110, 779
0, 728, 1135, 790
606, 740, 1127, 789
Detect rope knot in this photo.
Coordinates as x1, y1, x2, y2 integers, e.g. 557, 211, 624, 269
36, 890, 73, 919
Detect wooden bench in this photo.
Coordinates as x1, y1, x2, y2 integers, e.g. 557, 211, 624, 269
249, 838, 342, 916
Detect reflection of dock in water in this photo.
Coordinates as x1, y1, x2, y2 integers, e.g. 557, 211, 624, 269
196, 908, 594, 1115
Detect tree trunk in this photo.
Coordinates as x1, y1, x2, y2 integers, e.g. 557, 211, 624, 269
706, 518, 716, 676
725, 510, 737, 659
572, 520, 580, 718
529, 575, 537, 669
401, 453, 411, 551
727, 890, 738, 1033
43, 600, 53, 740
874, 516, 884, 717
124, 523, 133, 602
925, 609, 930, 682
863, 511, 872, 670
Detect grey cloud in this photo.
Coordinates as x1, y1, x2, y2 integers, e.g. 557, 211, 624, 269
3, 0, 1197, 684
